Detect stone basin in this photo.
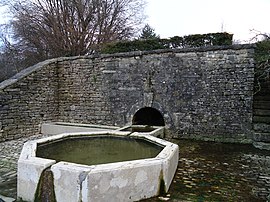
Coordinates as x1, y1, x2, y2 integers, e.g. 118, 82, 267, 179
118, 125, 165, 138
17, 130, 179, 202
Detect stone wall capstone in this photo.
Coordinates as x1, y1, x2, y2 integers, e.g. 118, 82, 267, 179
0, 45, 255, 143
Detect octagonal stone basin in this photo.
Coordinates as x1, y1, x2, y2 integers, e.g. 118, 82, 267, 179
17, 131, 179, 202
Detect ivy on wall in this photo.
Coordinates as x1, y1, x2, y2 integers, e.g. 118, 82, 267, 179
254, 40, 270, 94
101, 32, 233, 54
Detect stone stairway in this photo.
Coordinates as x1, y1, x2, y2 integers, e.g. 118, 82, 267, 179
253, 82, 270, 150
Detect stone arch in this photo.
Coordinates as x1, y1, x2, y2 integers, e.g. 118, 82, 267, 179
132, 107, 165, 126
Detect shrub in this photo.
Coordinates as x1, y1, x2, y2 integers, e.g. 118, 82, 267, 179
100, 32, 233, 54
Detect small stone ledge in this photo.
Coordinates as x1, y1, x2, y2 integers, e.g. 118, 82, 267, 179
253, 141, 270, 150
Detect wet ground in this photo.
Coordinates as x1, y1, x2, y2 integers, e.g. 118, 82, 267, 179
146, 139, 270, 202
0, 136, 270, 201
0, 134, 51, 200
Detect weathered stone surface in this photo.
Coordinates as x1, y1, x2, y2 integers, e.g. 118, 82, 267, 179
253, 142, 270, 150
0, 45, 255, 143
17, 158, 56, 202
0, 194, 15, 202
51, 162, 92, 202
85, 159, 163, 202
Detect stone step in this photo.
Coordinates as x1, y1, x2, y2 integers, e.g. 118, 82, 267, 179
253, 132, 270, 142
253, 116, 270, 124
253, 101, 270, 110
253, 109, 270, 116
254, 95, 270, 101
253, 142, 270, 151
254, 123, 270, 133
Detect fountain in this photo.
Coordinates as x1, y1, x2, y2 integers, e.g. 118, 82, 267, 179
17, 129, 178, 202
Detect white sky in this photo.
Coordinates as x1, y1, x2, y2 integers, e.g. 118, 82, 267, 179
1, 1, 270, 43
145, 0, 270, 43
0, 5, 9, 23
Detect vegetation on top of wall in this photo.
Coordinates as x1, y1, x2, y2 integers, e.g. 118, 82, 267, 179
254, 39, 270, 94
255, 40, 270, 63
100, 32, 233, 54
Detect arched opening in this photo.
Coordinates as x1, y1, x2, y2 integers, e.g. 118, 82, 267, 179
132, 107, 165, 126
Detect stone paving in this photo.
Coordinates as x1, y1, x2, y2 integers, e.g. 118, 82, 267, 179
0, 134, 51, 200
1, 136, 270, 202
146, 140, 270, 202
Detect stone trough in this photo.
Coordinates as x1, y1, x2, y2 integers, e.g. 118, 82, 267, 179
17, 130, 179, 202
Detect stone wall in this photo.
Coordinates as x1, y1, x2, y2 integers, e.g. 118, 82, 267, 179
0, 45, 255, 143
57, 58, 112, 125
0, 60, 59, 141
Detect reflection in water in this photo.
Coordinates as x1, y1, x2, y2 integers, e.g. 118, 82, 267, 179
145, 139, 270, 202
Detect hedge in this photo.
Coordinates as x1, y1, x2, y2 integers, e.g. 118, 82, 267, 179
101, 32, 233, 54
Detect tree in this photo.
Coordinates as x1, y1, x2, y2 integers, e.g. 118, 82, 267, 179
10, 0, 146, 58
0, 0, 146, 81
139, 24, 159, 40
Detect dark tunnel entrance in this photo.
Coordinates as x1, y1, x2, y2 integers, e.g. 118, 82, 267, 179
132, 107, 165, 126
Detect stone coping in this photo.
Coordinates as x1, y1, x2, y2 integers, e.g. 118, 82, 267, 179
17, 131, 179, 202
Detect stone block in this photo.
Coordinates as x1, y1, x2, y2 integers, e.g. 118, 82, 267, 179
51, 162, 92, 202
84, 159, 163, 202
17, 158, 55, 202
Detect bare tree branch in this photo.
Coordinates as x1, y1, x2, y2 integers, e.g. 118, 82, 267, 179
249, 29, 270, 43
9, 0, 146, 57
254, 59, 270, 95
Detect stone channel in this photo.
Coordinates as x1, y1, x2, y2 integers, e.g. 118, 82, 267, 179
1, 135, 270, 202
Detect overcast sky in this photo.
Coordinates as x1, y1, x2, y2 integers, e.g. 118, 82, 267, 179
1, 1, 270, 44
145, 0, 270, 43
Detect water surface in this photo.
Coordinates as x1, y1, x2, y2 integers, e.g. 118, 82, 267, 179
36, 136, 163, 166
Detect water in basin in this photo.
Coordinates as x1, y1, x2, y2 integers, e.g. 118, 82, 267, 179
36, 136, 163, 166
